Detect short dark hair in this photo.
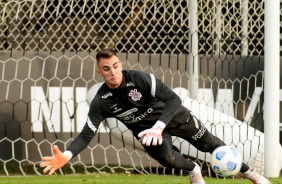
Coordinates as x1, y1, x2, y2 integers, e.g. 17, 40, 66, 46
96, 48, 117, 62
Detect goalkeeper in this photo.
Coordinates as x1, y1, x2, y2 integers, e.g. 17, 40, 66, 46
40, 48, 271, 184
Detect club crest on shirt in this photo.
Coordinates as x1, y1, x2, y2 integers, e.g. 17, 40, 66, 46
128, 89, 142, 101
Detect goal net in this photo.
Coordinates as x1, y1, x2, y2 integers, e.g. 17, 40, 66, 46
0, 0, 271, 176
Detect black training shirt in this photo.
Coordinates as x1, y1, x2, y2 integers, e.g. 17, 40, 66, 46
66, 70, 190, 158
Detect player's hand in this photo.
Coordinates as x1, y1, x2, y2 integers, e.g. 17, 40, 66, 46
138, 127, 163, 146
40, 145, 68, 176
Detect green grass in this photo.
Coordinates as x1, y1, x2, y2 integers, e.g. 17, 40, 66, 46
0, 174, 281, 184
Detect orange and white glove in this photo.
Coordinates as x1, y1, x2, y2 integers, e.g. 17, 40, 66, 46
40, 145, 71, 176
138, 126, 163, 146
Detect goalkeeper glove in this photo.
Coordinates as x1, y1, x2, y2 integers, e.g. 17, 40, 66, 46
40, 145, 70, 176
138, 126, 163, 146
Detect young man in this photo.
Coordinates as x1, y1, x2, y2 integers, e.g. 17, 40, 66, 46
40, 48, 272, 184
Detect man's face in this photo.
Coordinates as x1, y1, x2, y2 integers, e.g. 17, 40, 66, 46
97, 55, 123, 89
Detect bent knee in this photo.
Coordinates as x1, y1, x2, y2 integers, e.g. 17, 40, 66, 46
157, 153, 176, 168
197, 135, 226, 153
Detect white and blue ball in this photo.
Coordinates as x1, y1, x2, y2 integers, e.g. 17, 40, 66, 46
211, 146, 243, 177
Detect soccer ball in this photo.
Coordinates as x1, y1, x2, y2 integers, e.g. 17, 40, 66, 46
210, 146, 243, 177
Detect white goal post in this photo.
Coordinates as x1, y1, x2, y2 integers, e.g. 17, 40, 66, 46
264, 0, 280, 177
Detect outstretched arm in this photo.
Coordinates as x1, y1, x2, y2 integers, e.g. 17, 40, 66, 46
40, 92, 105, 175
40, 117, 98, 175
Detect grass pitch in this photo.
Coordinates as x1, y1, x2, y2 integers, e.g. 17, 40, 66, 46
0, 174, 281, 184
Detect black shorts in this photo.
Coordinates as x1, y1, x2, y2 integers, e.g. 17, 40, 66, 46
143, 115, 225, 157
168, 115, 225, 153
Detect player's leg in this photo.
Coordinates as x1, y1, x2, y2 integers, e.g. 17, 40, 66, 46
239, 169, 272, 184
142, 131, 194, 170
142, 131, 205, 184
169, 114, 225, 153
170, 114, 271, 184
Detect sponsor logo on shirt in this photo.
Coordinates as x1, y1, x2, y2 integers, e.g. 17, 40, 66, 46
118, 108, 153, 124
129, 89, 142, 101
116, 108, 138, 118
101, 92, 113, 99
